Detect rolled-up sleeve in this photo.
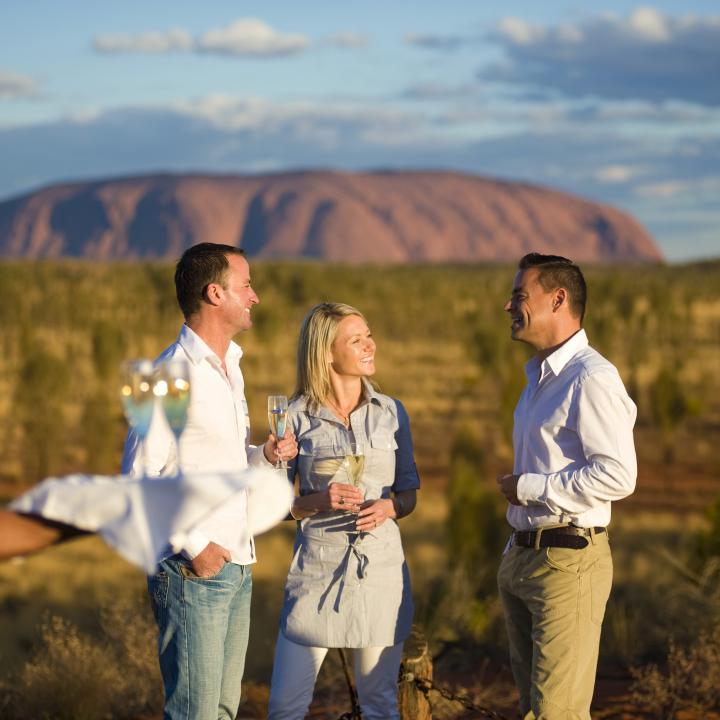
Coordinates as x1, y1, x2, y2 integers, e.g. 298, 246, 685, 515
391, 400, 421, 492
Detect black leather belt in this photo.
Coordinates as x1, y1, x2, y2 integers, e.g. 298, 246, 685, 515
513, 526, 606, 550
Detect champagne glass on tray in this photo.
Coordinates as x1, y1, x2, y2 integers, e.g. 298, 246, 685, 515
155, 358, 191, 475
120, 359, 156, 476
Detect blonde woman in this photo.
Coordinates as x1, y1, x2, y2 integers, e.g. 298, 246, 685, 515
268, 302, 420, 720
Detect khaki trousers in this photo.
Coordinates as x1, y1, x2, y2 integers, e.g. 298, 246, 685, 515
497, 531, 613, 720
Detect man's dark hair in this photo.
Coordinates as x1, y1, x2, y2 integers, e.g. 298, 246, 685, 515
175, 243, 245, 318
518, 252, 587, 321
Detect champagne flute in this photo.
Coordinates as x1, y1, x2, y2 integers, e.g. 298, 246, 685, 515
342, 442, 365, 499
155, 358, 191, 475
342, 442, 366, 536
120, 359, 156, 476
268, 395, 289, 469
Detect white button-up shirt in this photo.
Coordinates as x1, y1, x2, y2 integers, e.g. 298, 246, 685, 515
509, 329, 637, 531
121, 324, 271, 564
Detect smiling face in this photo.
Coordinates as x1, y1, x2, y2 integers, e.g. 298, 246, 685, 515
220, 254, 259, 333
329, 314, 376, 379
504, 267, 558, 351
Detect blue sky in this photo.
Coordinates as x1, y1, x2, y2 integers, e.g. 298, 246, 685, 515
1, 1, 718, 261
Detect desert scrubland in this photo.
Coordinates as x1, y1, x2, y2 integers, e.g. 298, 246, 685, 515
0, 260, 718, 719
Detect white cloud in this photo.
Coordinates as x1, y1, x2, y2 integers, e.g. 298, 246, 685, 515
497, 18, 541, 46
594, 165, 643, 183
635, 177, 720, 198
321, 32, 369, 49
93, 28, 193, 53
578, 101, 720, 124
404, 31, 474, 50
402, 82, 480, 101
170, 94, 420, 146
556, 24, 584, 44
635, 180, 685, 198
485, 9, 720, 105
196, 19, 308, 57
93, 19, 308, 58
628, 7, 671, 42
0, 70, 38, 100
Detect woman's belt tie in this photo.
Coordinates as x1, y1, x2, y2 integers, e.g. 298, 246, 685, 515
317, 533, 369, 613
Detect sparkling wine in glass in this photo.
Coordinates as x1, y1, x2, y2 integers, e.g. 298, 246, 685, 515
155, 358, 191, 475
268, 395, 289, 469
342, 442, 365, 497
343, 442, 366, 537
120, 359, 156, 476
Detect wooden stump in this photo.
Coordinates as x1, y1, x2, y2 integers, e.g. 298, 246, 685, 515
398, 624, 433, 720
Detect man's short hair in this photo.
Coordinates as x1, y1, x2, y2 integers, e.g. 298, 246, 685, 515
518, 252, 587, 321
175, 243, 245, 318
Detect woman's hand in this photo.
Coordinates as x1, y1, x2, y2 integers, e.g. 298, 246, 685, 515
289, 483, 363, 519
356, 498, 396, 532
324, 483, 364, 513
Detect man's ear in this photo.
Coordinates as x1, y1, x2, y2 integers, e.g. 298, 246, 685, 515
203, 282, 224, 308
553, 288, 567, 311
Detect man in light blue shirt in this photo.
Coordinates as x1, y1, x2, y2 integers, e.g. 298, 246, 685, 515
497, 253, 637, 720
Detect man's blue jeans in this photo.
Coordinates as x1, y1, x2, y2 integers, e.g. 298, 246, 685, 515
148, 556, 253, 720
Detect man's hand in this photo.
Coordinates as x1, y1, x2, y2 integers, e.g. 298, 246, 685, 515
263, 429, 298, 465
190, 541, 231, 577
497, 473, 522, 506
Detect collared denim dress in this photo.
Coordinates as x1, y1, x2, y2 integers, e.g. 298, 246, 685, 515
279, 386, 420, 648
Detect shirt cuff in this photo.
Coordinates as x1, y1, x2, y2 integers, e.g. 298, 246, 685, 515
176, 529, 210, 560
247, 444, 274, 469
516, 472, 547, 507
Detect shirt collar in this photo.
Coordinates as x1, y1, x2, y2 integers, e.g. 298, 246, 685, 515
177, 324, 244, 366
525, 328, 588, 383
295, 380, 382, 419
361, 379, 384, 406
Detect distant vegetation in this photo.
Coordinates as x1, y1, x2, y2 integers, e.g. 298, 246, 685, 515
0, 259, 717, 497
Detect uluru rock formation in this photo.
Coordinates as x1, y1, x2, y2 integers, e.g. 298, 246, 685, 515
0, 170, 663, 262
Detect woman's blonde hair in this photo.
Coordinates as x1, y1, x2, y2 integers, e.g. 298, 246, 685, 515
293, 302, 374, 412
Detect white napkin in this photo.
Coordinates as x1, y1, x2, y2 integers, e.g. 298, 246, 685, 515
9, 469, 292, 573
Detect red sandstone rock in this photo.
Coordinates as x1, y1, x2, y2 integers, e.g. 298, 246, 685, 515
0, 170, 663, 262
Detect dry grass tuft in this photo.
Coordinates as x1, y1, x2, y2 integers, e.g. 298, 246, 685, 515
631, 623, 720, 719
237, 681, 270, 719
6, 598, 161, 720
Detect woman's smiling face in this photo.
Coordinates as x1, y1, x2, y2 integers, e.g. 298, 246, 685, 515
329, 314, 376, 379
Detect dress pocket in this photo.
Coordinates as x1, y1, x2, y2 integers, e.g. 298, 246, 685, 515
370, 433, 398, 452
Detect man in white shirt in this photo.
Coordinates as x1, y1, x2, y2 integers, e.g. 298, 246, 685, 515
496, 253, 637, 720
122, 243, 297, 720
